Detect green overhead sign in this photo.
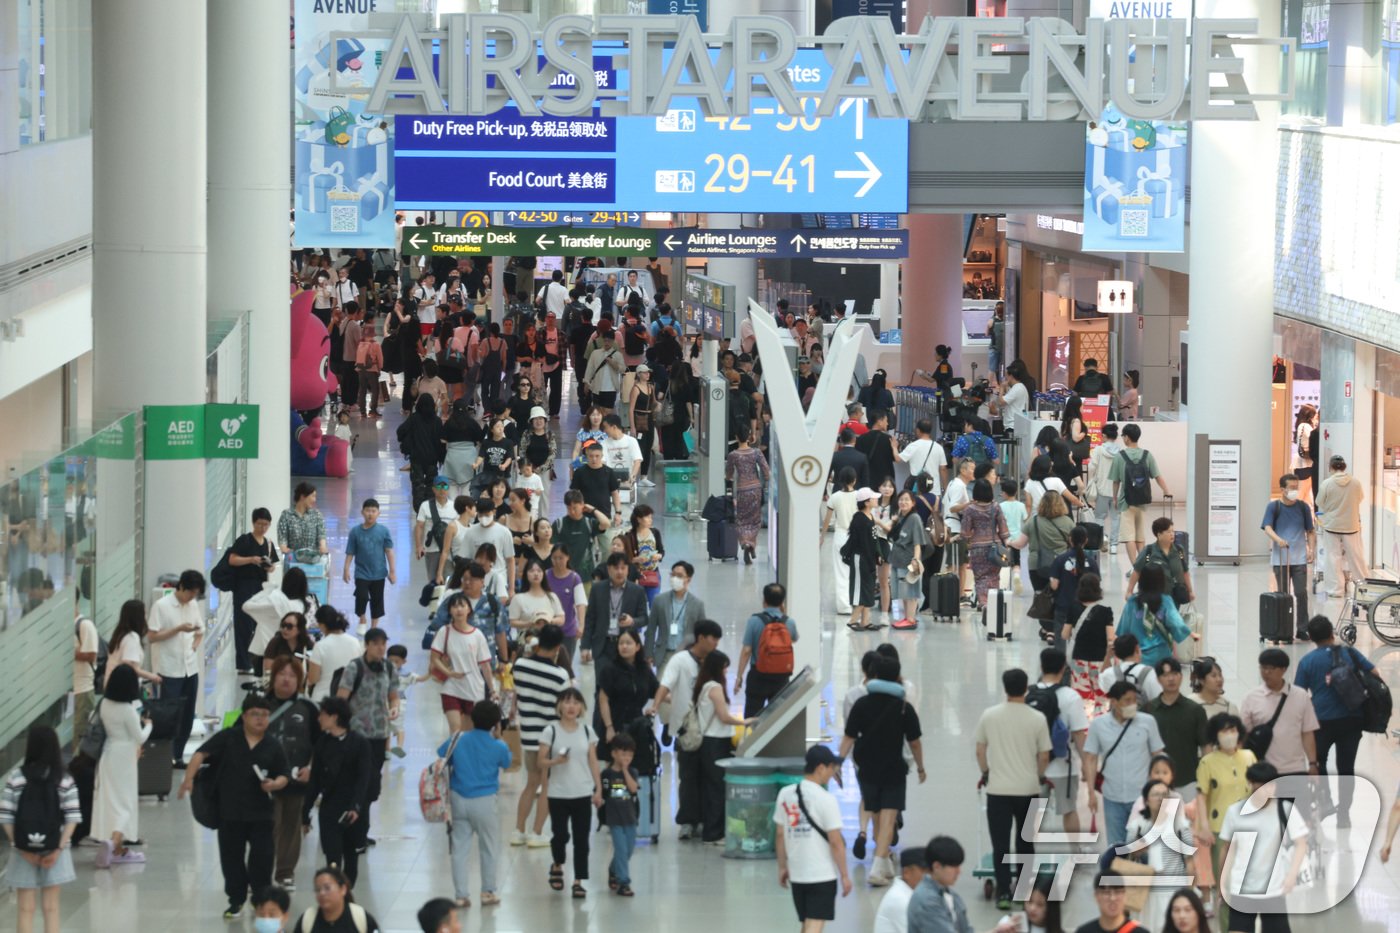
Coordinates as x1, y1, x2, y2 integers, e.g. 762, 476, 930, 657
145, 404, 260, 460
401, 225, 658, 258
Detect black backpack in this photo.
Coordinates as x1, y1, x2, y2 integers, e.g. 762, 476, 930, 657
1025, 684, 1071, 760
13, 769, 64, 853
1121, 450, 1154, 507
624, 324, 647, 356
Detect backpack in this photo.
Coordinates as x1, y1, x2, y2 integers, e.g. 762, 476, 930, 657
13, 770, 64, 853
1121, 450, 1154, 507
329, 659, 366, 698
553, 516, 600, 579
624, 323, 647, 356
676, 699, 705, 752
1026, 684, 1071, 760
298, 904, 368, 933
425, 498, 447, 551
78, 699, 107, 760
964, 433, 991, 465
1327, 647, 1370, 711
77, 618, 109, 696
419, 731, 463, 824
1361, 667, 1394, 734
754, 615, 795, 675
209, 546, 236, 592
653, 394, 675, 428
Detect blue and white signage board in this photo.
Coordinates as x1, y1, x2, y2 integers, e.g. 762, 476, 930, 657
657, 228, 910, 259
646, 0, 708, 30
1082, 104, 1188, 253
499, 210, 642, 227
394, 50, 908, 214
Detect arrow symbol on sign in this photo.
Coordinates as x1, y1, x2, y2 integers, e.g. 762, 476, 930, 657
535, 234, 554, 250
790, 234, 807, 252
508, 211, 518, 222
834, 151, 881, 198
409, 233, 425, 249
629, 212, 639, 224
838, 98, 866, 140
663, 235, 680, 250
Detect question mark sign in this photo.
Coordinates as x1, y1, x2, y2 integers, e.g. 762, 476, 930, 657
791, 455, 822, 487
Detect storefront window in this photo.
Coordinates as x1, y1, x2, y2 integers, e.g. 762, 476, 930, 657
16, 0, 92, 146
1382, 0, 1400, 124
1281, 0, 1329, 118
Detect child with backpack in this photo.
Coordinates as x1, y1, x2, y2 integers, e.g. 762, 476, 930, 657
0, 726, 81, 931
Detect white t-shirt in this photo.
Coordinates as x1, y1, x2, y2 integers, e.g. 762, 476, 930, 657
701, 681, 735, 738
1098, 661, 1163, 703
517, 474, 546, 518
74, 617, 99, 694
773, 779, 843, 883
103, 632, 145, 688
540, 281, 569, 317
1001, 381, 1029, 419
1025, 477, 1070, 514
431, 623, 493, 701
827, 490, 858, 533
1219, 795, 1310, 898
148, 591, 205, 678
416, 497, 453, 552
509, 590, 563, 628
874, 878, 916, 933
309, 632, 363, 702
943, 477, 970, 534
540, 720, 598, 798
1038, 681, 1089, 779
660, 650, 702, 732
899, 438, 947, 495
602, 434, 643, 475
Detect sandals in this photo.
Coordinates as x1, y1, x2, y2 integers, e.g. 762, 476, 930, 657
609, 872, 619, 892
572, 881, 587, 899
616, 884, 635, 897
549, 866, 564, 891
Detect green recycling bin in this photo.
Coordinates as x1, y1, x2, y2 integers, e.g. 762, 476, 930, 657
718, 756, 808, 859
662, 461, 699, 516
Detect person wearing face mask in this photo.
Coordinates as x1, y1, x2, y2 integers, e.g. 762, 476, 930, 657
1083, 681, 1166, 849
1193, 713, 1255, 924
643, 560, 706, 672
335, 629, 400, 856
1260, 473, 1315, 641
252, 885, 292, 933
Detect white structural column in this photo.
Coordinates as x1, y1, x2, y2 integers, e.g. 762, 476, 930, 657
705, 213, 759, 322
208, 0, 291, 516
1186, 0, 1280, 557
92, 0, 208, 592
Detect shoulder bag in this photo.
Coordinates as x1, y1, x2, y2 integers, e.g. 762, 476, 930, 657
795, 783, 836, 840
1244, 691, 1289, 758
1093, 719, 1134, 792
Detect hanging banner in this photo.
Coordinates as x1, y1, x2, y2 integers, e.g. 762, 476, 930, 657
293, 1, 433, 248
1082, 104, 1188, 253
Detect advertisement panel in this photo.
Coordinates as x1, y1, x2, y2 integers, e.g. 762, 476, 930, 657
293, 1, 431, 248
1082, 104, 1188, 253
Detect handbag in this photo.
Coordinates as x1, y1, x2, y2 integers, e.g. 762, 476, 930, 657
903, 439, 938, 494
78, 699, 107, 760
1027, 589, 1056, 622
638, 569, 661, 589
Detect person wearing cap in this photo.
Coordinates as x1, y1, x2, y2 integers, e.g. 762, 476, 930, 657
628, 364, 658, 486
518, 406, 557, 512
874, 848, 930, 933
843, 488, 885, 631
583, 322, 624, 414
1241, 647, 1319, 778
1315, 454, 1370, 598
796, 355, 819, 397
415, 476, 454, 584
839, 654, 926, 887
335, 627, 399, 854
774, 746, 851, 933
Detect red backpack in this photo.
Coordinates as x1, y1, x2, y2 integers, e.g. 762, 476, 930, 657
755, 616, 794, 675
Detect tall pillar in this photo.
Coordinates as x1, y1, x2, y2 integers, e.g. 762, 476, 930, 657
900, 213, 965, 383
1186, 0, 1280, 557
93, 0, 207, 592
705, 213, 759, 323
1326, 0, 1381, 125
209, 0, 291, 518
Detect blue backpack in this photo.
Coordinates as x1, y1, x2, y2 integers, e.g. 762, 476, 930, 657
1026, 684, 1071, 760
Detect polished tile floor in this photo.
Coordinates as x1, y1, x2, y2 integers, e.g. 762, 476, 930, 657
33, 383, 1400, 932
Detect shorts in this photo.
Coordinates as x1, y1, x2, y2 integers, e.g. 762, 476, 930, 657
1046, 774, 1079, 815
419, 322, 435, 336
790, 880, 838, 922
1121, 505, 1148, 543
594, 391, 617, 409
353, 578, 386, 618
857, 778, 906, 812
946, 537, 969, 566
440, 695, 477, 715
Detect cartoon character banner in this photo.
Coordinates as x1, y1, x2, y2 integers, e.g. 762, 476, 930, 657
294, 1, 433, 248
1082, 104, 1188, 253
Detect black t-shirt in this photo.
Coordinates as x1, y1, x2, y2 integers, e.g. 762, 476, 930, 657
855, 430, 896, 487
570, 465, 620, 517
1069, 604, 1116, 661
601, 766, 639, 826
508, 395, 535, 428
522, 431, 552, 469
844, 692, 921, 779
480, 439, 514, 474
231, 533, 278, 590
830, 447, 870, 489
198, 727, 291, 823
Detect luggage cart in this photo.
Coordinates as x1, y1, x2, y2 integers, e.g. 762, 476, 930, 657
894, 385, 941, 445
288, 550, 331, 607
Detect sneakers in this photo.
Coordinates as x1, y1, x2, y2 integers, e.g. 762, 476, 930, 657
389, 746, 407, 759
703, 838, 725, 847
277, 876, 296, 892
868, 856, 895, 887
111, 849, 146, 865
95, 840, 113, 869
678, 825, 693, 841
223, 904, 244, 921
509, 831, 527, 846
996, 895, 1015, 911
526, 833, 550, 848
637, 478, 656, 488
480, 892, 501, 906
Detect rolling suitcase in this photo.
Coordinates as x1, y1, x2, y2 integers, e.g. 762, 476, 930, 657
707, 520, 739, 561
983, 588, 1011, 641
636, 772, 662, 844
137, 738, 174, 800
1259, 545, 1295, 643
1076, 508, 1104, 551
929, 569, 961, 622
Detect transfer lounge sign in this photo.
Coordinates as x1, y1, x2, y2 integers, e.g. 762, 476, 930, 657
145, 404, 260, 460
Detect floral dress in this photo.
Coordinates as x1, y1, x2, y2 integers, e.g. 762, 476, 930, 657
724, 447, 771, 547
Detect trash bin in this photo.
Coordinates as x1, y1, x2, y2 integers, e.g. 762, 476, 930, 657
718, 756, 807, 859
662, 461, 699, 516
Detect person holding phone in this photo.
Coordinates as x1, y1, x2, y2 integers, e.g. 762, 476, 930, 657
298, 697, 371, 889
229, 508, 280, 673
539, 688, 603, 899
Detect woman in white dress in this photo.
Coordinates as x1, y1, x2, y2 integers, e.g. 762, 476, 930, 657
91, 664, 151, 867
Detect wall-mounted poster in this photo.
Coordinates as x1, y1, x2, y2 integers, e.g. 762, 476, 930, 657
1083, 103, 1188, 253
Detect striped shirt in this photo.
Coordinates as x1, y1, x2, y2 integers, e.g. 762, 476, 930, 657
0, 769, 82, 828
511, 655, 569, 750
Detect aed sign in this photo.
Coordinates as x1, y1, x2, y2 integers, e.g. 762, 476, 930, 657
145, 404, 261, 461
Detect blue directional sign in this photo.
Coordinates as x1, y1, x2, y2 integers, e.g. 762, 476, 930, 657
498, 210, 641, 227
394, 51, 908, 214
656, 228, 909, 259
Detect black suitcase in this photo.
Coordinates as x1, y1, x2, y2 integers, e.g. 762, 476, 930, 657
1078, 514, 1104, 551
930, 572, 961, 622
983, 588, 1011, 641
138, 738, 174, 800
144, 695, 185, 743
707, 520, 739, 561
1260, 543, 1295, 643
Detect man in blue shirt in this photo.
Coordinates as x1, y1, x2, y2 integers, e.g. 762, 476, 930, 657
1294, 616, 1375, 826
438, 700, 512, 907
1261, 473, 1315, 640
343, 498, 396, 634
734, 583, 801, 718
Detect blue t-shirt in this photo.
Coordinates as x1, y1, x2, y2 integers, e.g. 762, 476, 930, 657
437, 729, 512, 798
1260, 500, 1313, 566
1294, 644, 1375, 721
346, 522, 394, 580
741, 609, 799, 670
